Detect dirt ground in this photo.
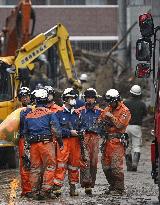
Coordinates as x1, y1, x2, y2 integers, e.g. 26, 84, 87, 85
0, 122, 159, 205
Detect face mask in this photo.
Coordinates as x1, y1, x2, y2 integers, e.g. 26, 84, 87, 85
69, 99, 76, 106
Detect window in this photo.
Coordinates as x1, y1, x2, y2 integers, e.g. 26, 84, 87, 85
72, 40, 117, 52
5, 0, 18, 5
3, 0, 117, 5
5, 0, 46, 5
86, 0, 117, 5
64, 0, 85, 4
31, 0, 46, 5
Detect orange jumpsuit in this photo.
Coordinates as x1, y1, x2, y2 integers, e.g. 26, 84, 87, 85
99, 101, 131, 192
19, 138, 32, 195
77, 106, 102, 188
24, 107, 57, 193
54, 138, 81, 186
19, 107, 32, 196
80, 132, 100, 188
47, 103, 63, 144
52, 107, 81, 187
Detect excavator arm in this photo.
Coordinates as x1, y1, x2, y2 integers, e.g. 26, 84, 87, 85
13, 23, 81, 89
0, 23, 81, 121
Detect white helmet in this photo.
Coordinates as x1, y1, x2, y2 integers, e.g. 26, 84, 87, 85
17, 87, 30, 99
130, 85, 141, 96
34, 88, 48, 103
79, 73, 88, 82
62, 88, 77, 100
84, 88, 98, 98
44, 86, 55, 95
37, 54, 48, 63
105, 89, 120, 103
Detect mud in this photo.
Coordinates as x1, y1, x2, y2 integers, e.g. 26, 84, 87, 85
0, 136, 159, 205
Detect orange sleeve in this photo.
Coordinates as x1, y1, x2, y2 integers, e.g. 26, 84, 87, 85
98, 107, 109, 122
111, 109, 131, 129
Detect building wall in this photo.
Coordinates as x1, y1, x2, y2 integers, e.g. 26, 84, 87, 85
0, 6, 118, 37
2, 0, 117, 5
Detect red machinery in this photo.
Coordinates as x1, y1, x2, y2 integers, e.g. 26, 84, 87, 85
0, 0, 35, 56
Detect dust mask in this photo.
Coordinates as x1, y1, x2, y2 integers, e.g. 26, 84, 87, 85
69, 99, 76, 106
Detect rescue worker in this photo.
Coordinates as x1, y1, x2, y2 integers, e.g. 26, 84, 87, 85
23, 88, 63, 199
124, 85, 147, 171
79, 73, 88, 83
79, 73, 88, 91
44, 85, 62, 112
44, 85, 63, 146
17, 87, 32, 197
52, 88, 81, 197
79, 73, 90, 99
98, 89, 131, 195
78, 88, 103, 195
17, 87, 31, 107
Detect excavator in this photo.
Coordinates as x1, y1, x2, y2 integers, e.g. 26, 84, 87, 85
0, 23, 81, 168
0, 0, 35, 56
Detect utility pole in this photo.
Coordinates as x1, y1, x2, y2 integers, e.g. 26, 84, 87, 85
117, 0, 127, 75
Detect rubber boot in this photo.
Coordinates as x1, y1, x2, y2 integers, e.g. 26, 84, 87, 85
85, 187, 92, 196
51, 185, 62, 198
125, 154, 132, 171
69, 184, 79, 196
103, 169, 115, 195
30, 191, 44, 200
132, 152, 140, 171
39, 190, 51, 200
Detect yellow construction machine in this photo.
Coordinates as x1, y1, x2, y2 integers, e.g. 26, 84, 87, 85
0, 23, 81, 168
